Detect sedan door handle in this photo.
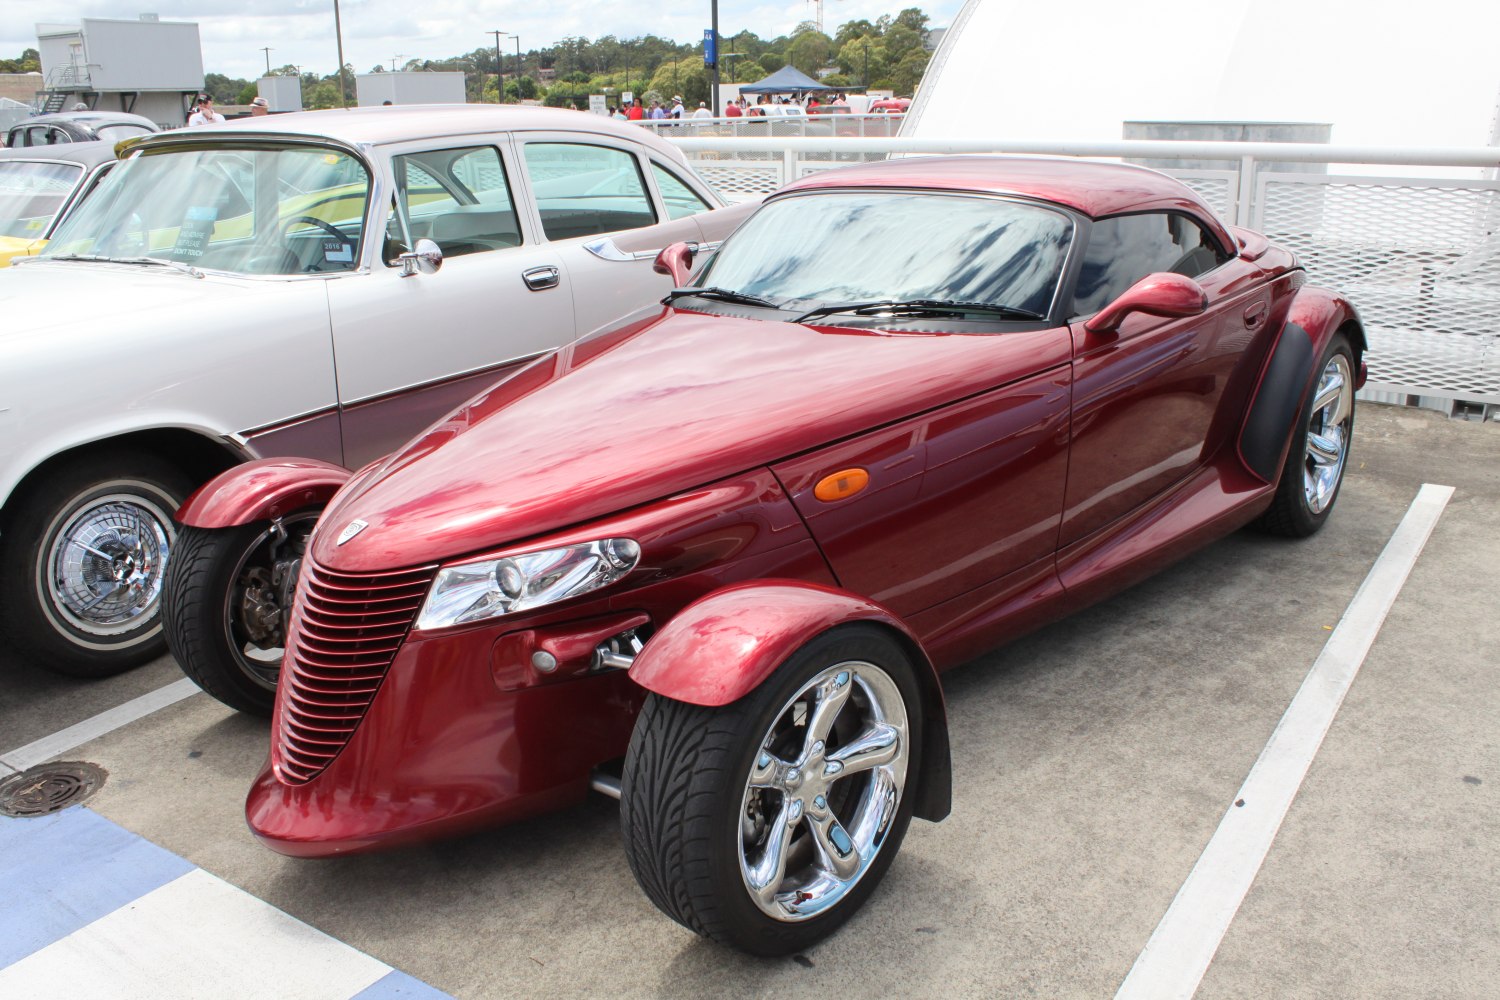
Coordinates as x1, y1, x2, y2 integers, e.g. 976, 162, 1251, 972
523, 265, 561, 290
1243, 301, 1268, 328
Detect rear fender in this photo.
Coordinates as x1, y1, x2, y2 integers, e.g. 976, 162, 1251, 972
175, 458, 350, 528
1237, 287, 1365, 483
629, 580, 952, 821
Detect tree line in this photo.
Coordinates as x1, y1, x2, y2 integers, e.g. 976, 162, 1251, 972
199, 7, 933, 110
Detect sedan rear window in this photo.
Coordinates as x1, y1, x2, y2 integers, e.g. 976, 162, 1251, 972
523, 142, 656, 241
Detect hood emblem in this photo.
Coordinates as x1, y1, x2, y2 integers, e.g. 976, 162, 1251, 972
336, 519, 369, 546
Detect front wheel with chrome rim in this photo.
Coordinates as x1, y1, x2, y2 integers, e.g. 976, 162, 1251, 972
162, 509, 321, 716
0, 452, 193, 677
620, 624, 922, 955
1254, 332, 1356, 538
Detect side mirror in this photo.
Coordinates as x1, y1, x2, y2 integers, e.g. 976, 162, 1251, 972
653, 241, 695, 286
398, 238, 443, 278
1083, 272, 1208, 335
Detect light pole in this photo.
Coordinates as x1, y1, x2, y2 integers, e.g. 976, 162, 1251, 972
260, 47, 272, 76
512, 35, 522, 94
487, 30, 505, 102
332, 0, 349, 106
709, 0, 720, 115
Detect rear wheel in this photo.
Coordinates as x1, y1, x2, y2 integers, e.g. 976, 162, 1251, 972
620, 624, 921, 956
162, 509, 319, 715
0, 453, 193, 677
1254, 333, 1355, 538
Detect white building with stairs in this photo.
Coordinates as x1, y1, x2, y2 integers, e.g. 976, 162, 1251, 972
35, 14, 204, 127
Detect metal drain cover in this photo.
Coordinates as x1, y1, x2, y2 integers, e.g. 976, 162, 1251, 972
0, 761, 108, 818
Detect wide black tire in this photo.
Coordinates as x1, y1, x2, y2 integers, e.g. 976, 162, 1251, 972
162, 511, 319, 716
0, 452, 194, 677
620, 624, 923, 956
1253, 333, 1356, 538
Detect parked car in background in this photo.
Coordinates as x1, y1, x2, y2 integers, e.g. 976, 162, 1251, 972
182, 156, 1363, 954
0, 143, 118, 266
0, 104, 750, 682
868, 98, 911, 113
4, 111, 158, 148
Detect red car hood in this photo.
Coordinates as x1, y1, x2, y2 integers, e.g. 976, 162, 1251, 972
312, 309, 1070, 573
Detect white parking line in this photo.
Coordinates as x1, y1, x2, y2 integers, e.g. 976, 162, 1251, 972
0, 678, 199, 774
1115, 483, 1455, 1000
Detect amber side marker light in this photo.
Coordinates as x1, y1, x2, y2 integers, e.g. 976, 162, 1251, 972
814, 468, 870, 502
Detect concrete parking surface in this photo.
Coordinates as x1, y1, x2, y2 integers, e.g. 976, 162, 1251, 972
1, 402, 1495, 998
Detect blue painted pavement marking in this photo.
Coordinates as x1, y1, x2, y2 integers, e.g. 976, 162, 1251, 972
0, 806, 452, 999
0, 807, 193, 967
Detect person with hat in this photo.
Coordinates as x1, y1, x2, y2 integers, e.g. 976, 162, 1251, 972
188, 95, 225, 126
691, 101, 713, 120
668, 95, 685, 120
249, 96, 270, 116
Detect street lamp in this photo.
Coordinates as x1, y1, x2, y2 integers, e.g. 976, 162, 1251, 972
332, 0, 349, 106
510, 35, 522, 95
487, 30, 505, 102
260, 47, 273, 76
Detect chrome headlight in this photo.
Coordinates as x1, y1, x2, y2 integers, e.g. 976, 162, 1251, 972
414, 538, 641, 631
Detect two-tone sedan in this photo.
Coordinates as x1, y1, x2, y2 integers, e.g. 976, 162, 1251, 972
181, 156, 1363, 954
0, 105, 749, 682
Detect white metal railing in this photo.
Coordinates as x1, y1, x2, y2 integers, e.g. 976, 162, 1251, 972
665, 135, 1500, 414
633, 114, 904, 141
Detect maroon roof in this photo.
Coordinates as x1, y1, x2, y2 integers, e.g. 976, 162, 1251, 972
780, 155, 1226, 228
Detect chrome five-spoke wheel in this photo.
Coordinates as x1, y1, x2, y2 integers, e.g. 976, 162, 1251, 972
621, 624, 923, 956
1255, 332, 1356, 538
1303, 351, 1353, 515
739, 661, 908, 921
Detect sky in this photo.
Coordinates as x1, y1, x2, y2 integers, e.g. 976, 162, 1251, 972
6, 0, 1497, 152
2, 1, 965, 81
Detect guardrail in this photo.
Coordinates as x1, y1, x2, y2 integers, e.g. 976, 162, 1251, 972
663, 135, 1500, 416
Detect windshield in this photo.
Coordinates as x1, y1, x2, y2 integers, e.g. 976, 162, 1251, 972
696, 191, 1073, 320
0, 160, 84, 239
42, 144, 371, 276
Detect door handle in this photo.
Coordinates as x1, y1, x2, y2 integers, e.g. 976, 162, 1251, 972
523, 265, 560, 290
1243, 301, 1268, 328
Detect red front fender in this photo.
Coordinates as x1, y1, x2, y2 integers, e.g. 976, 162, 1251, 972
175, 458, 350, 528
630, 580, 952, 821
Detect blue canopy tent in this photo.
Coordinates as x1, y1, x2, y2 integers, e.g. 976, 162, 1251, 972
735, 65, 839, 94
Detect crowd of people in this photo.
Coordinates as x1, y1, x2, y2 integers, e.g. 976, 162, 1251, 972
608, 91, 852, 120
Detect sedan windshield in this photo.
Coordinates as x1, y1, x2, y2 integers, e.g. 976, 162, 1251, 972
696, 191, 1073, 321
41, 144, 371, 276
0, 161, 84, 239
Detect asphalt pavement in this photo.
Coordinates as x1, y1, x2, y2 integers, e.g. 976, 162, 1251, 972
0, 402, 1495, 999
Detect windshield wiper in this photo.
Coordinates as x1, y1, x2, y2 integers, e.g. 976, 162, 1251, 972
793, 298, 1045, 324
41, 253, 205, 279
663, 286, 778, 308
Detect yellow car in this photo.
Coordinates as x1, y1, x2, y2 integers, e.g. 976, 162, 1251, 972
0, 142, 119, 266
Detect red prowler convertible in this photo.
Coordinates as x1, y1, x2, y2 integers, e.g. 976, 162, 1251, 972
174, 156, 1364, 955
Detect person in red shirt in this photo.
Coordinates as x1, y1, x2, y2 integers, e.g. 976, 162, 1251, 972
724, 98, 743, 118
625, 99, 645, 121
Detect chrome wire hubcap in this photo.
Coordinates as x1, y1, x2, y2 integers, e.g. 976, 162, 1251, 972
739, 661, 908, 922
47, 495, 173, 635
1303, 353, 1353, 514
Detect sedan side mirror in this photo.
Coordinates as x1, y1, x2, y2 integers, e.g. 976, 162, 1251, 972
653, 241, 695, 286
1083, 272, 1208, 335
398, 238, 443, 278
